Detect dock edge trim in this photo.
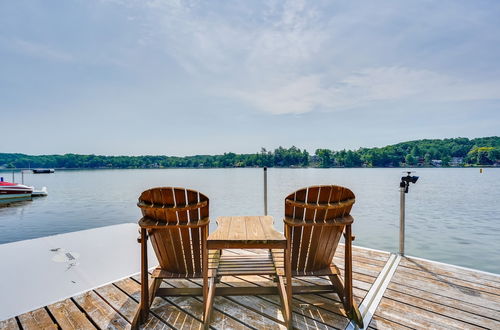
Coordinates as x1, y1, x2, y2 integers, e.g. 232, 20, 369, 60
345, 252, 401, 330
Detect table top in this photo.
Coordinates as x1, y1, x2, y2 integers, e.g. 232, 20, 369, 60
207, 216, 286, 249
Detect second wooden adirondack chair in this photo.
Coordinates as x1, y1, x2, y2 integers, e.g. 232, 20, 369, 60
281, 185, 364, 328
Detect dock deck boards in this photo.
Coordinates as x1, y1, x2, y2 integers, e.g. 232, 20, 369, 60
3, 246, 500, 329
369, 256, 500, 330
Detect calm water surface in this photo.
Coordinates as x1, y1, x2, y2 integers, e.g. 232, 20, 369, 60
1, 168, 499, 274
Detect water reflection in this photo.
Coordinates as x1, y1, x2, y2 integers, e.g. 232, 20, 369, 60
0, 198, 33, 207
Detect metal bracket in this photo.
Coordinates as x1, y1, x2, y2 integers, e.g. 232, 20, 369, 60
137, 229, 149, 243
343, 233, 355, 241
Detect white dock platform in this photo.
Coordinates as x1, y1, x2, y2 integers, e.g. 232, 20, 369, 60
0, 224, 157, 321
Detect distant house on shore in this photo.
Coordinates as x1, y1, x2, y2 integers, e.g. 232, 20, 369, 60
450, 157, 464, 166
431, 159, 442, 167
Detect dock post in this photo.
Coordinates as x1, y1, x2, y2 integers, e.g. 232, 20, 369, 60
263, 167, 268, 216
12, 170, 15, 182
399, 172, 418, 256
399, 185, 405, 256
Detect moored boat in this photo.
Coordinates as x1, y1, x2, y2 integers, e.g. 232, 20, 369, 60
0, 180, 34, 200
32, 169, 55, 174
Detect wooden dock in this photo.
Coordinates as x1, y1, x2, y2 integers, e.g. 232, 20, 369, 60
2, 245, 499, 329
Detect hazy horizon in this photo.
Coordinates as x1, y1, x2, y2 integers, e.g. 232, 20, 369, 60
2, 1, 500, 156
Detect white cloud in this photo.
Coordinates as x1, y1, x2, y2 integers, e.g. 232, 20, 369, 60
225, 66, 500, 114
340, 67, 500, 104
101, 0, 500, 114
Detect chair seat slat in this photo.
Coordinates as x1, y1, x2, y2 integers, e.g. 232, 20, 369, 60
284, 215, 353, 226
285, 198, 355, 211
137, 200, 208, 212
139, 216, 209, 228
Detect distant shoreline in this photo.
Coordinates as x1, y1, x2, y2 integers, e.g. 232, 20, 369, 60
1, 136, 499, 169
1, 165, 498, 171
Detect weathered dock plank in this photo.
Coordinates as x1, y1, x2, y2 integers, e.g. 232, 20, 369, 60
0, 318, 19, 330
396, 264, 500, 296
295, 275, 369, 301
368, 315, 412, 329
94, 284, 140, 323
222, 275, 344, 329
17, 308, 57, 330
399, 257, 500, 286
196, 276, 287, 328
73, 290, 130, 329
232, 275, 363, 329
384, 287, 499, 328
375, 296, 483, 329
47, 298, 97, 329
163, 275, 282, 329
387, 281, 500, 322
115, 277, 199, 329
337, 245, 391, 262
391, 270, 500, 311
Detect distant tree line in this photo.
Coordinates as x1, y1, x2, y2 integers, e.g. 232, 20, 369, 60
1, 137, 499, 169
314, 137, 499, 167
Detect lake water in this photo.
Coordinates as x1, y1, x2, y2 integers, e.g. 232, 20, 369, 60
1, 168, 499, 274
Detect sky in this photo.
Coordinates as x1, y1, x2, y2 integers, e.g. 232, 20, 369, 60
1, 0, 499, 156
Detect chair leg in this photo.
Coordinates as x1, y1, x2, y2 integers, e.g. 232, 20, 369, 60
202, 226, 215, 329
203, 277, 216, 329
132, 228, 149, 329
344, 224, 353, 312
330, 272, 362, 327
344, 224, 364, 328
284, 227, 293, 329
349, 303, 364, 328
327, 225, 363, 328
276, 274, 292, 329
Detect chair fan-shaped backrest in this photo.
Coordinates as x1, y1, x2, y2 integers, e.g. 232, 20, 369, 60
138, 187, 209, 223
284, 185, 355, 272
138, 187, 209, 275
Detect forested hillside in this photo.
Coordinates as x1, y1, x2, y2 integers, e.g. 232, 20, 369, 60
1, 137, 499, 169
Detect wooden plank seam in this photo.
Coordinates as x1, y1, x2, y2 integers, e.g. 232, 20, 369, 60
404, 254, 500, 280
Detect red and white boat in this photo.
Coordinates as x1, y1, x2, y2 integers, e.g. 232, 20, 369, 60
0, 180, 34, 200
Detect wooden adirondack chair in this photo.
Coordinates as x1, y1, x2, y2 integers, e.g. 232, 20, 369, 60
132, 187, 215, 329
282, 185, 363, 328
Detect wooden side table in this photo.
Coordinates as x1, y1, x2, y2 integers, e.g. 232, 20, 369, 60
207, 216, 292, 328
